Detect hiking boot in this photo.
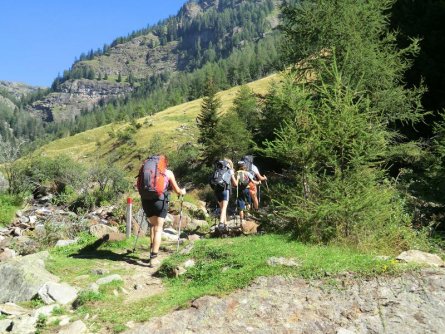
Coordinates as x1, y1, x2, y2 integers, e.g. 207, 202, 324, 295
149, 257, 161, 268
218, 223, 226, 232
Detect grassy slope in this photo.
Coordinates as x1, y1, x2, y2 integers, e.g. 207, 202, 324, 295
37, 73, 277, 175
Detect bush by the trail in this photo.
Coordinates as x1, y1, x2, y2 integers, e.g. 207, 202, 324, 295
7, 155, 130, 212
11, 155, 87, 196
0, 193, 23, 227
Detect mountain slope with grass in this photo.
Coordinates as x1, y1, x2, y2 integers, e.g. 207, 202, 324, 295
34, 73, 276, 174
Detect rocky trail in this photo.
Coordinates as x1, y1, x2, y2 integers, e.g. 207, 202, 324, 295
125, 268, 445, 334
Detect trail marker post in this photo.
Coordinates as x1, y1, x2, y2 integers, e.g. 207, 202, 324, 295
126, 197, 133, 238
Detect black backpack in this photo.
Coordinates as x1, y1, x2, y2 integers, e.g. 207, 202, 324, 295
210, 160, 232, 191
242, 155, 254, 174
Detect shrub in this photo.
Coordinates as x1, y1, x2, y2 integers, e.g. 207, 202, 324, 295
0, 193, 22, 226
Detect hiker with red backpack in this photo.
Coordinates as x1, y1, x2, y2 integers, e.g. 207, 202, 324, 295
136, 155, 185, 267
209, 158, 237, 232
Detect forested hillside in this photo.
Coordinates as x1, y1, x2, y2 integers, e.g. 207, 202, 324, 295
0, 0, 282, 152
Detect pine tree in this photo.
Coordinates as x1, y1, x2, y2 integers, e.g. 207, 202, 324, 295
261, 0, 427, 251
231, 86, 259, 134
196, 80, 221, 166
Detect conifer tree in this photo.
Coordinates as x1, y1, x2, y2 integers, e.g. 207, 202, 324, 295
196, 80, 221, 166
231, 86, 259, 134
261, 0, 426, 251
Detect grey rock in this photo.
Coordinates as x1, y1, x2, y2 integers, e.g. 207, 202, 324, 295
162, 230, 179, 242
397, 250, 445, 267
28, 216, 37, 225
13, 227, 22, 237
19, 216, 30, 225
59, 316, 71, 326
187, 234, 201, 242
9, 315, 37, 334
0, 251, 59, 303
0, 319, 13, 333
123, 270, 445, 334
34, 224, 45, 235
96, 274, 123, 285
38, 282, 78, 305
0, 248, 16, 262
267, 257, 300, 267
58, 320, 88, 334
0, 302, 29, 316
55, 239, 77, 247
35, 207, 52, 216
89, 224, 118, 239
33, 304, 59, 318
87, 283, 100, 293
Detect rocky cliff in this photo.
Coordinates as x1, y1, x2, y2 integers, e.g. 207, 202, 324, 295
27, 79, 133, 122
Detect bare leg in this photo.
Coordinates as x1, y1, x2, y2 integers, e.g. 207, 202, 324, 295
250, 187, 259, 210
219, 200, 228, 224
148, 216, 165, 254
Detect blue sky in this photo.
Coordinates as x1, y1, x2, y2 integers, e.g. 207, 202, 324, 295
0, 0, 187, 87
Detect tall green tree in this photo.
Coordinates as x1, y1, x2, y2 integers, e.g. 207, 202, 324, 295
261, 0, 427, 252
280, 0, 425, 125
231, 86, 260, 135
196, 80, 222, 166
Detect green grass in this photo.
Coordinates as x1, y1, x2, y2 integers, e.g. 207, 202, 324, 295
46, 233, 142, 286
46, 233, 413, 333
0, 193, 22, 227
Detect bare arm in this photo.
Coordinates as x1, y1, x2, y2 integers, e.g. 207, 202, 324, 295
166, 169, 186, 195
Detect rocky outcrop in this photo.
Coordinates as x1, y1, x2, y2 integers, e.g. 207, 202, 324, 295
0, 251, 59, 303
125, 269, 445, 334
28, 79, 133, 122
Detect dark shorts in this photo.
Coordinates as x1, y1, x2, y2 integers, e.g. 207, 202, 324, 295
237, 188, 251, 209
141, 197, 169, 219
215, 189, 230, 202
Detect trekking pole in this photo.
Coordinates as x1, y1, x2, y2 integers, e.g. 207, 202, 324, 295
130, 209, 145, 253
265, 179, 270, 192
176, 195, 184, 252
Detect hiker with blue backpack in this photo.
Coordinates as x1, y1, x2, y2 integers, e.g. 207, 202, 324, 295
209, 158, 237, 232
136, 155, 186, 267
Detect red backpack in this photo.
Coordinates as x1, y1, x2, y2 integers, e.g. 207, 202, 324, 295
137, 155, 169, 200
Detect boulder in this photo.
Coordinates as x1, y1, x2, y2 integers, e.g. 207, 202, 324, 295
0, 319, 13, 333
0, 251, 59, 303
96, 274, 123, 286
33, 304, 59, 318
58, 320, 88, 334
89, 224, 118, 239
38, 281, 78, 305
396, 250, 445, 267
0, 302, 29, 316
241, 220, 259, 235
8, 314, 37, 334
106, 232, 126, 241
187, 234, 200, 242
0, 248, 16, 261
55, 239, 77, 247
